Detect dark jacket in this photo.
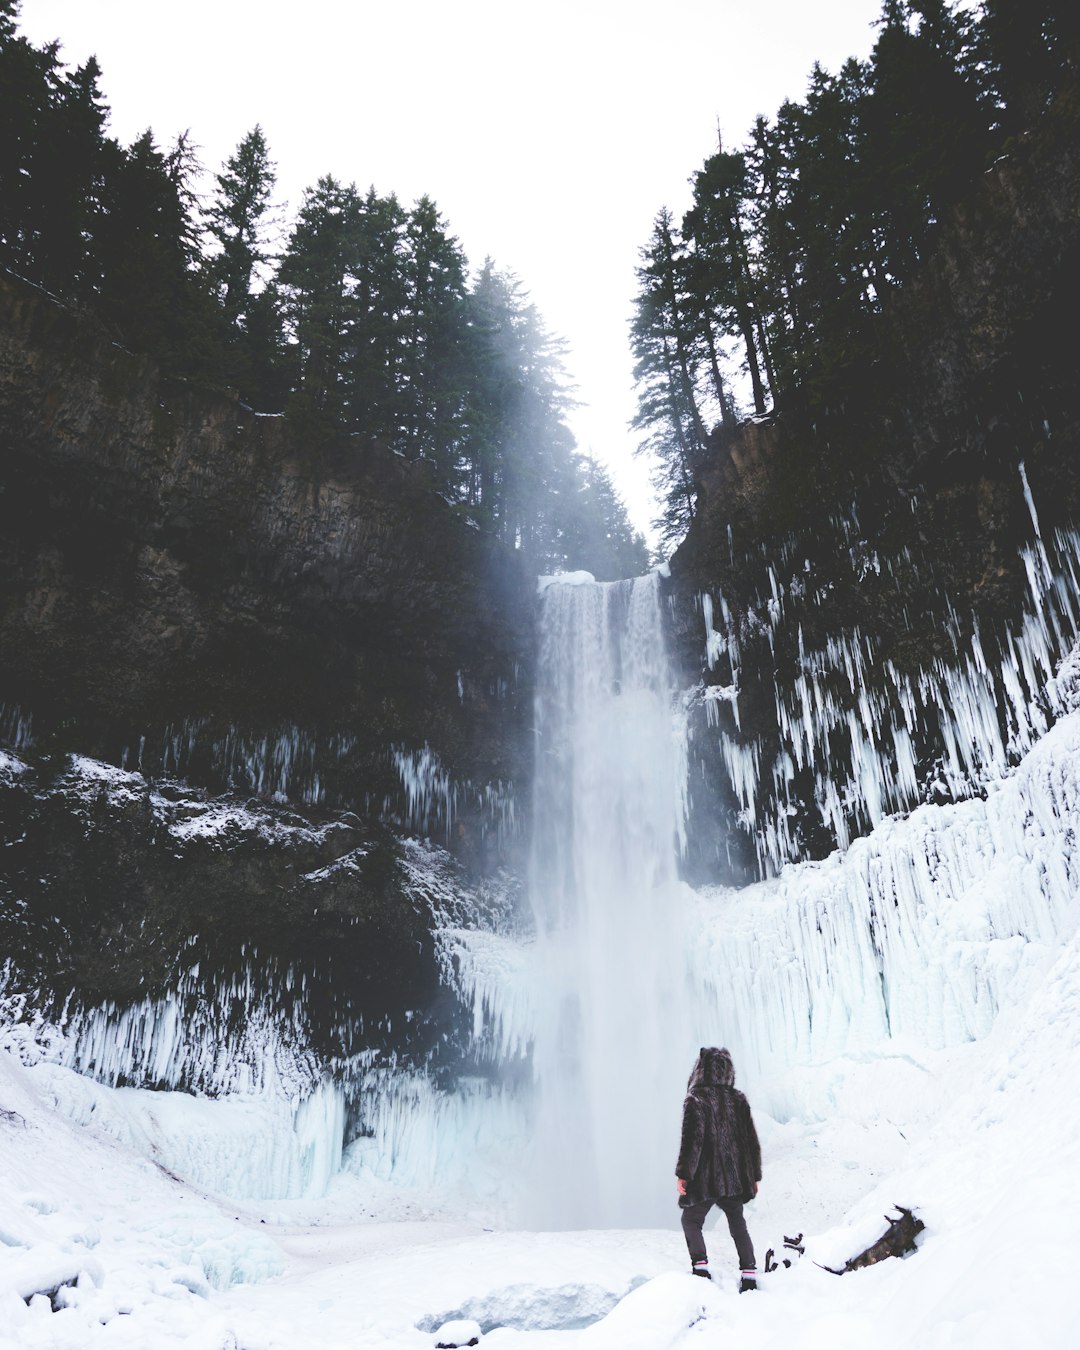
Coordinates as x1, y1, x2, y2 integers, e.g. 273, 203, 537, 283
675, 1047, 762, 1206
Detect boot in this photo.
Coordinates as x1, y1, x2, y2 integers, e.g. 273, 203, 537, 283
691, 1260, 712, 1280
739, 1270, 757, 1292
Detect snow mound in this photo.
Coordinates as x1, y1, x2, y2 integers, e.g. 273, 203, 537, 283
580, 1273, 723, 1348
433, 1318, 482, 1348
537, 571, 596, 593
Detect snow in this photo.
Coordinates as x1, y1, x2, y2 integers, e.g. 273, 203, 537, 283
687, 704, 1080, 1098
537, 572, 596, 593
0, 961, 321, 1100
3, 913, 1080, 1347
5, 590, 1080, 1343
433, 1318, 482, 1347
1, 951, 1079, 1347
0, 751, 29, 788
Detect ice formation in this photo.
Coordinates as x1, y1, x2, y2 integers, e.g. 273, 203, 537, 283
143, 717, 357, 806
392, 743, 517, 846
689, 702, 1080, 1115
443, 556, 1080, 1231
695, 464, 1080, 874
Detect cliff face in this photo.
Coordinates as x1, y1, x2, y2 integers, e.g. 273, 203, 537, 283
0, 273, 533, 1058
667, 91, 1080, 883
0, 272, 533, 816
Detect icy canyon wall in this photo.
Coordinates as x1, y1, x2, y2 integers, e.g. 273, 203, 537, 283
667, 88, 1080, 884
0, 270, 534, 1121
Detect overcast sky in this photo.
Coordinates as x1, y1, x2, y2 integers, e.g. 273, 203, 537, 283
21, 0, 884, 544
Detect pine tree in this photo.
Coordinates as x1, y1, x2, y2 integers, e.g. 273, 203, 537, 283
92, 129, 214, 374
204, 125, 276, 326
746, 109, 807, 402
558, 456, 650, 579
342, 186, 408, 445
683, 151, 771, 416
980, 0, 1080, 137
630, 209, 708, 549
36, 55, 109, 294
202, 126, 283, 405
0, 12, 109, 294
462, 261, 580, 562
862, 1, 987, 283
769, 57, 879, 397
400, 196, 469, 487
277, 175, 363, 429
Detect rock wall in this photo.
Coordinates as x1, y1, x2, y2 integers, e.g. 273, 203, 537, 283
0, 272, 534, 1067
667, 88, 1080, 883
0, 271, 534, 826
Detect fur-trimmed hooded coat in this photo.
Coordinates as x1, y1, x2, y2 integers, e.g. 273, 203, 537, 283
675, 1047, 762, 1207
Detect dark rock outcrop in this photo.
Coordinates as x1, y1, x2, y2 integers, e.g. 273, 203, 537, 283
0, 746, 520, 1084
0, 271, 534, 1070
0, 270, 534, 826
666, 89, 1080, 883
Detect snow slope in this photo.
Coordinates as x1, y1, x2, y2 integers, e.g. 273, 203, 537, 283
2, 914, 1079, 1347
4, 714, 1080, 1345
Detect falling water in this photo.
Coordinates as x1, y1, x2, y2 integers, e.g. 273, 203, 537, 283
528, 572, 697, 1227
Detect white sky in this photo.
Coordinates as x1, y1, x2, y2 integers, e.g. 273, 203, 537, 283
20, 0, 884, 542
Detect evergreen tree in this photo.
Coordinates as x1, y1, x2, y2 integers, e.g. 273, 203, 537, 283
342, 186, 408, 445
558, 456, 650, 579
0, 11, 110, 296
746, 108, 807, 401
400, 196, 470, 487
92, 129, 215, 374
862, 1, 987, 282
630, 209, 708, 549
34, 54, 109, 294
761, 57, 878, 399
0, 10, 55, 275
462, 262, 581, 564
980, 0, 1080, 137
683, 151, 771, 416
202, 126, 284, 407
204, 125, 276, 326
277, 175, 363, 428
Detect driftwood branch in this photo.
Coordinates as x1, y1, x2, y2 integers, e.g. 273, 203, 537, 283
764, 1232, 805, 1273
817, 1207, 924, 1275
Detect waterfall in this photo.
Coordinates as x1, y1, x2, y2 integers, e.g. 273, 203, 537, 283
528, 572, 697, 1227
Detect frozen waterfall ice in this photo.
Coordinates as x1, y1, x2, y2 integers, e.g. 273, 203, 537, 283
527, 572, 699, 1227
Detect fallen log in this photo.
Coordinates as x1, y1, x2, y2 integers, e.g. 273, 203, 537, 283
817, 1207, 924, 1275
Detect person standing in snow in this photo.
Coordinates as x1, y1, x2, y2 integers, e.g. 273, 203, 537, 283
675, 1045, 762, 1291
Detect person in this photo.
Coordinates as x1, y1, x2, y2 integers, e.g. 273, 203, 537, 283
675, 1046, 762, 1291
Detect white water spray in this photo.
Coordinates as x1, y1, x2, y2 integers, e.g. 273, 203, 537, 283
528, 573, 697, 1227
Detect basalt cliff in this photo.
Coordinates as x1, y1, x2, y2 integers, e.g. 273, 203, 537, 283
667, 89, 1080, 883
0, 272, 532, 1073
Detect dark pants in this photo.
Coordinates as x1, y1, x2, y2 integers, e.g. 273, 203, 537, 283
681, 1197, 756, 1271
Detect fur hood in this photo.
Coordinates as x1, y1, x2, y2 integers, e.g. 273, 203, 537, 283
676, 1047, 761, 1204
687, 1046, 735, 1092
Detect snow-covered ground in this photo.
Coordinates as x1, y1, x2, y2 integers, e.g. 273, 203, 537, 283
4, 724, 1080, 1346
2, 908, 1079, 1349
